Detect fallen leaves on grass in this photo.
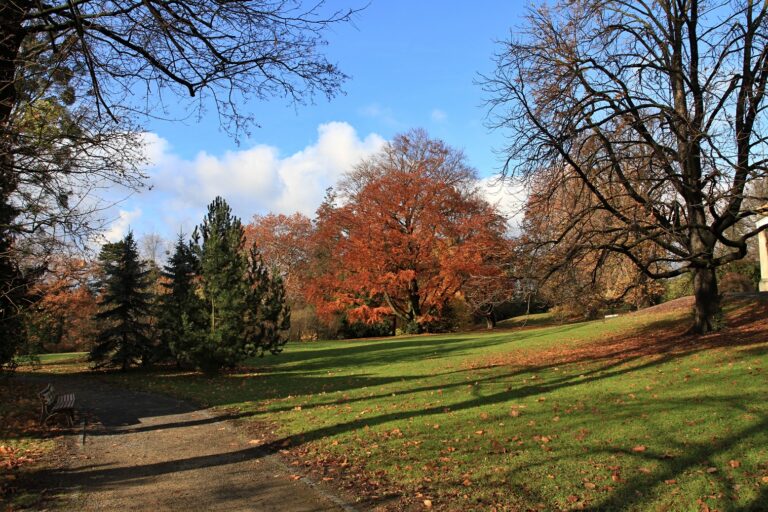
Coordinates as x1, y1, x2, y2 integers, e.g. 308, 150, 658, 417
1, 380, 56, 503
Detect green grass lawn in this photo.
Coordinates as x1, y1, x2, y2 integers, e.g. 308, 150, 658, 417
86, 300, 768, 511
13, 351, 87, 369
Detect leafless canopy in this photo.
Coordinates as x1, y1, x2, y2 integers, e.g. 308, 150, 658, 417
0, 0, 355, 256
3, 0, 355, 130
483, 0, 768, 332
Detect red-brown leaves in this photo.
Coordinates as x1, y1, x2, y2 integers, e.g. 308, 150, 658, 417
306, 130, 508, 329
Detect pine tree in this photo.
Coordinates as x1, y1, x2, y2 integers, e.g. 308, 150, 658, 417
183, 197, 291, 373
243, 247, 290, 357
192, 197, 251, 373
158, 234, 204, 365
90, 232, 153, 370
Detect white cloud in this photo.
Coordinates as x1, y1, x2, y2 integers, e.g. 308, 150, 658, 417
138, 122, 385, 235
478, 176, 528, 232
101, 124, 530, 242
103, 208, 143, 242
431, 109, 447, 122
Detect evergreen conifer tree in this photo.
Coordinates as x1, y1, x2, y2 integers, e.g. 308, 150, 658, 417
90, 232, 153, 370
159, 234, 204, 365
243, 246, 290, 357
193, 197, 251, 372
184, 197, 290, 373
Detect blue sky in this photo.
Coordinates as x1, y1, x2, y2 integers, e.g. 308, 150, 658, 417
104, 1, 529, 244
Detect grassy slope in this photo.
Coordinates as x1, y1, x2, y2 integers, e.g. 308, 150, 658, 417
27, 299, 768, 510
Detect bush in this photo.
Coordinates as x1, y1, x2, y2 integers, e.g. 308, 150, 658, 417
717, 260, 759, 291
663, 275, 694, 302
338, 317, 393, 339
720, 272, 756, 293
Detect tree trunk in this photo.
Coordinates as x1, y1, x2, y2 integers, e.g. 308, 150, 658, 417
0, 5, 27, 361
692, 266, 721, 334
0, 3, 26, 222
484, 305, 496, 330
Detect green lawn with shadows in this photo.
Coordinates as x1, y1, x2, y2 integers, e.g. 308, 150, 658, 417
83, 302, 768, 510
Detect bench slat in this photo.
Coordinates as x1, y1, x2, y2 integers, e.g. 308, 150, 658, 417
38, 384, 76, 426
51, 394, 75, 411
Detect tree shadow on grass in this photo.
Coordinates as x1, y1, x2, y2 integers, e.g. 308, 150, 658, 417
20, 298, 768, 510
27, 350, 767, 510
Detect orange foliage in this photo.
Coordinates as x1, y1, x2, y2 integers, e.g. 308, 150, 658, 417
28, 256, 99, 351
306, 130, 508, 329
244, 212, 313, 304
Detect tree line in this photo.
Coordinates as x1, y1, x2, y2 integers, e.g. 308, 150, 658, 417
83, 198, 290, 373
0, 0, 353, 369
3, 1, 768, 368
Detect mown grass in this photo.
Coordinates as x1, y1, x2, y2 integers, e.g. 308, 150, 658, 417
495, 311, 558, 329
21, 300, 768, 510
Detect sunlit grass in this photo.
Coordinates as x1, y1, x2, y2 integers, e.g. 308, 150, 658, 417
37, 303, 768, 510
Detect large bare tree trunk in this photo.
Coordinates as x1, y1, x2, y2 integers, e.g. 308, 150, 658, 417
692, 266, 720, 334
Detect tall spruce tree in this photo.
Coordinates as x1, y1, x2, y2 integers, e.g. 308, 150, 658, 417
159, 234, 204, 365
90, 232, 153, 370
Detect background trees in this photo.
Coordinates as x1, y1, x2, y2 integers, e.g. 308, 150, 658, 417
25, 257, 98, 353
309, 130, 509, 333
0, 0, 352, 367
484, 0, 768, 333
245, 213, 315, 340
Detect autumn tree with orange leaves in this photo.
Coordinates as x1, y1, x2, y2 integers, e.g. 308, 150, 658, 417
245, 213, 320, 340
308, 130, 508, 333
26, 256, 99, 352
245, 213, 313, 303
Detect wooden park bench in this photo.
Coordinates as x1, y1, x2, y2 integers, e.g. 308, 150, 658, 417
38, 384, 76, 427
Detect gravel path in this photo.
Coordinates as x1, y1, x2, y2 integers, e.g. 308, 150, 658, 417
23, 375, 354, 512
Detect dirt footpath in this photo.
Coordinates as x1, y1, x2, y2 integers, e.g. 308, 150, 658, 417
23, 375, 354, 511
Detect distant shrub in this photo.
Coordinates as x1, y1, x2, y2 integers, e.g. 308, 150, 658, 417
720, 272, 755, 294
717, 260, 759, 291
663, 275, 694, 302
338, 317, 393, 339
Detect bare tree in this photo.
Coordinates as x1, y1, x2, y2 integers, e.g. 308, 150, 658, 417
484, 0, 768, 333
139, 233, 169, 268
